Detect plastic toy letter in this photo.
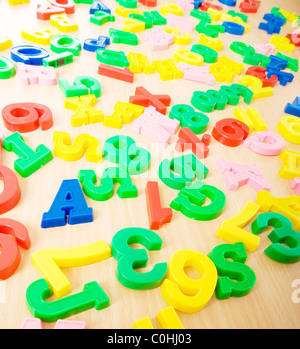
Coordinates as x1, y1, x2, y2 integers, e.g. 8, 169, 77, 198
257, 190, 300, 232
2, 102, 54, 132
53, 131, 102, 162
208, 242, 256, 299
216, 158, 270, 192
64, 95, 104, 127
0, 56, 16, 79
78, 167, 138, 201
216, 201, 260, 252
132, 306, 184, 329
26, 279, 109, 322
159, 154, 209, 190
170, 180, 226, 221
2, 132, 53, 178
251, 212, 300, 263
41, 179, 94, 228
131, 106, 180, 148
0, 218, 31, 280
0, 164, 21, 214
160, 249, 217, 313
111, 227, 168, 290
31, 239, 111, 298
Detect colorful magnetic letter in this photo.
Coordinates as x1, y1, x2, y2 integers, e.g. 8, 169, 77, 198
216, 201, 260, 252
103, 102, 143, 129
169, 104, 209, 134
2, 103, 53, 132
50, 35, 82, 56
257, 190, 300, 232
41, 179, 94, 228
0, 165, 21, 214
131, 106, 180, 148
64, 95, 104, 127
84, 36, 110, 52
212, 118, 249, 147
17, 63, 57, 86
279, 150, 300, 179
31, 239, 111, 298
53, 131, 102, 162
129, 86, 171, 115
233, 106, 267, 133
111, 227, 168, 290
26, 279, 109, 322
284, 97, 300, 117
21, 27, 58, 45
145, 181, 173, 230
103, 135, 150, 175
2, 132, 53, 178
0, 56, 16, 79
175, 128, 210, 159
96, 48, 129, 67
243, 131, 285, 156
0, 218, 30, 280
36, 3, 66, 20
170, 180, 226, 221
278, 115, 300, 144
158, 154, 208, 190
217, 158, 270, 192
208, 242, 256, 299
78, 167, 138, 201
10, 45, 49, 66
132, 307, 184, 329
48, 0, 75, 14
251, 212, 300, 263
42, 52, 74, 68
161, 249, 217, 313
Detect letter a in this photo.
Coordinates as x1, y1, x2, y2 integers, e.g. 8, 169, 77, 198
41, 179, 93, 228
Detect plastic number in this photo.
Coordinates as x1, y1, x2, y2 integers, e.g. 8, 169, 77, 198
26, 279, 109, 322
169, 104, 209, 134
0, 218, 30, 280
103, 135, 151, 175
216, 201, 261, 252
212, 118, 249, 147
160, 249, 218, 313
31, 239, 111, 298
111, 227, 168, 290
251, 212, 300, 263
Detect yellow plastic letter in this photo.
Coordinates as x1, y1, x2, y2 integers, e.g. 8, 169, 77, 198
160, 249, 217, 313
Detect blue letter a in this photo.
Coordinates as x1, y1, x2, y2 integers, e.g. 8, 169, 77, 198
41, 179, 93, 228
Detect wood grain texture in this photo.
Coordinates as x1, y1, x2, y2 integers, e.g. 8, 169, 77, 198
0, 0, 299, 329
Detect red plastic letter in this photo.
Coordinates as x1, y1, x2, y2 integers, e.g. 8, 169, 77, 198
0, 218, 30, 280
212, 118, 249, 147
0, 165, 21, 214
2, 103, 53, 133
145, 181, 173, 230
129, 86, 171, 115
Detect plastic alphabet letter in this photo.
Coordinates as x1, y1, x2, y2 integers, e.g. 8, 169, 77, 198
217, 158, 270, 192
145, 181, 173, 230
41, 179, 94, 228
2, 102, 53, 132
131, 106, 179, 147
2, 132, 53, 177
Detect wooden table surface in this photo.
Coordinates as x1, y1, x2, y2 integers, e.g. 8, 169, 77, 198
0, 0, 299, 330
